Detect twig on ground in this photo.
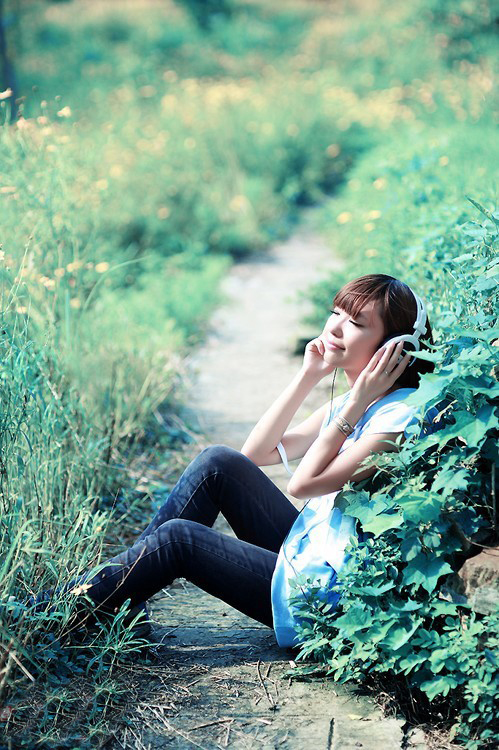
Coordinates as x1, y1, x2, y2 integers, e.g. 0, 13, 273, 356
152, 709, 218, 750
256, 659, 276, 709
189, 717, 232, 731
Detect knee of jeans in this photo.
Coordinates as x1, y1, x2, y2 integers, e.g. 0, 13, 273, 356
154, 518, 199, 547
199, 444, 246, 473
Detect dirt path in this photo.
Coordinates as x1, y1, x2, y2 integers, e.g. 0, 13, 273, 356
113, 211, 418, 750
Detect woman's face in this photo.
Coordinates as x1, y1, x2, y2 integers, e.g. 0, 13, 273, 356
319, 300, 386, 375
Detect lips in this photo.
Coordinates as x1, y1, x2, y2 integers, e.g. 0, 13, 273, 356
324, 337, 344, 351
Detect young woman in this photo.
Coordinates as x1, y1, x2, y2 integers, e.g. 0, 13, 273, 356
24, 274, 435, 647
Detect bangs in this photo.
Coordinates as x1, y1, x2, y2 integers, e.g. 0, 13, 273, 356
333, 286, 385, 321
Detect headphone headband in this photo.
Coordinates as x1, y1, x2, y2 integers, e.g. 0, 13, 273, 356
405, 284, 427, 339
382, 283, 428, 367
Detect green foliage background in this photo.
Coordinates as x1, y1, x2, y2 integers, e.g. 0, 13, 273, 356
0, 0, 497, 747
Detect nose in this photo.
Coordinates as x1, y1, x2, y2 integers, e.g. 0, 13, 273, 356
327, 313, 343, 337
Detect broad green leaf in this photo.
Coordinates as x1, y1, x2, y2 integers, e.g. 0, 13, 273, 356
399, 650, 430, 675
420, 675, 460, 700
401, 534, 421, 562
362, 512, 404, 536
432, 467, 469, 495
400, 492, 442, 523
434, 405, 498, 449
382, 617, 423, 651
356, 581, 396, 596
403, 554, 453, 594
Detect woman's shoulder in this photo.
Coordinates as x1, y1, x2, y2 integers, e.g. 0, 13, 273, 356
369, 387, 417, 410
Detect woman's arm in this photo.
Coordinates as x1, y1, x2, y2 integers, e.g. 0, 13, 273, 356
286, 393, 368, 497
287, 423, 404, 499
241, 334, 337, 466
240, 367, 324, 466
288, 340, 412, 498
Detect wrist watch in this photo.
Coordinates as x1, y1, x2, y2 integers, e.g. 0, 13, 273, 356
332, 414, 355, 436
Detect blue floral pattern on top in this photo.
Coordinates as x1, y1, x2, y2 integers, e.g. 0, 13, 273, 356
271, 387, 425, 649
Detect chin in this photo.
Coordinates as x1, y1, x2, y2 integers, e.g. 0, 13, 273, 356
323, 351, 342, 366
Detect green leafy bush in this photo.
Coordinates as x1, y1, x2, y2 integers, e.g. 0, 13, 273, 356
289, 203, 498, 747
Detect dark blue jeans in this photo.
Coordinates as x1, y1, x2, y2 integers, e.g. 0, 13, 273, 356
79, 446, 299, 628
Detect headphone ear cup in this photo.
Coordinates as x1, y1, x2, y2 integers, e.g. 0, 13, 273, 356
378, 334, 403, 352
379, 334, 415, 366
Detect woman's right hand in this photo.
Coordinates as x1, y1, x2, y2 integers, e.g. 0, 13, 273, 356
301, 336, 336, 380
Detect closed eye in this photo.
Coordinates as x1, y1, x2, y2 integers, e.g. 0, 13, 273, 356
329, 309, 363, 327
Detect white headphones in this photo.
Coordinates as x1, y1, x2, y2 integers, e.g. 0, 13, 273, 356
379, 284, 428, 367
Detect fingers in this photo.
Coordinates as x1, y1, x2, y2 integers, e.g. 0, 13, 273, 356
377, 341, 410, 373
308, 337, 325, 355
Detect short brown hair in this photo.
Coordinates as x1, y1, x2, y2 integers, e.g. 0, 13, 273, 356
332, 274, 435, 389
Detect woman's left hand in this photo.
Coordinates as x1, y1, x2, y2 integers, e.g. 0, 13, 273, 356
349, 340, 411, 406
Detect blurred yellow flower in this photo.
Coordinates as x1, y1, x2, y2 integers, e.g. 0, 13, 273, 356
326, 144, 340, 158
110, 164, 124, 178
365, 248, 378, 257
161, 94, 177, 111
364, 222, 376, 232
44, 279, 55, 290
66, 260, 84, 272
337, 212, 352, 224
52, 213, 64, 231
439, 155, 449, 166
20, 268, 31, 277
46, 144, 57, 152
373, 178, 386, 190
95, 262, 110, 273
0, 186, 16, 194
95, 179, 108, 191
70, 583, 92, 595
70, 298, 81, 309
16, 306, 27, 314
157, 206, 171, 220
367, 210, 382, 219
16, 118, 32, 131
37, 116, 49, 125
85, 262, 94, 269
163, 70, 178, 83
54, 267, 65, 278
0, 250, 5, 261
184, 137, 196, 150
229, 195, 250, 213
57, 106, 72, 118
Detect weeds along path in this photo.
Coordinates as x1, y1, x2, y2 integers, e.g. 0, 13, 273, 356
125, 214, 411, 750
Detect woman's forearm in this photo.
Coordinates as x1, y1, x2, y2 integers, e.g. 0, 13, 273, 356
287, 396, 369, 495
241, 367, 320, 463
